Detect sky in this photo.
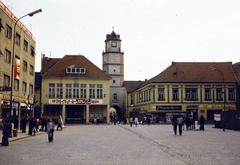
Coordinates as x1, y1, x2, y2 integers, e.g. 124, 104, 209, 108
2, 0, 240, 80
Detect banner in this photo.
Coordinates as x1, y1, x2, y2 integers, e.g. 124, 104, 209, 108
15, 58, 20, 79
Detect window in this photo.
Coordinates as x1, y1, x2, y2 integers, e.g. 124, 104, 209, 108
23, 60, 27, 72
185, 88, 198, 101
48, 83, 55, 98
22, 81, 27, 95
30, 46, 35, 56
65, 84, 72, 98
228, 88, 235, 101
14, 79, 19, 91
5, 24, 12, 39
23, 40, 28, 52
4, 49, 11, 63
113, 80, 116, 84
158, 88, 165, 101
15, 33, 21, 46
73, 83, 79, 98
0, 18, 2, 32
113, 93, 118, 100
3, 74, 10, 87
97, 84, 103, 99
89, 84, 95, 99
30, 65, 34, 75
65, 67, 86, 74
29, 84, 33, 96
56, 83, 63, 98
80, 84, 86, 98
172, 88, 179, 101
216, 88, 223, 101
204, 88, 212, 101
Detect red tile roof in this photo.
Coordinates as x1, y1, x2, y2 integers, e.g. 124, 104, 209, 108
42, 55, 111, 80
144, 62, 236, 85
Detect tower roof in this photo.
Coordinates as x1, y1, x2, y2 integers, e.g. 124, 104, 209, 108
105, 31, 121, 41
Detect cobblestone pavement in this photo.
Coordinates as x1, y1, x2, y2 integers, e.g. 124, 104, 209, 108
0, 124, 239, 165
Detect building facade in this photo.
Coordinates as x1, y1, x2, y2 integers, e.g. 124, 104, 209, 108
0, 2, 36, 124
102, 31, 125, 120
41, 55, 111, 124
125, 62, 238, 123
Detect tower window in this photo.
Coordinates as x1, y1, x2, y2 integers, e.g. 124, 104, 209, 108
111, 41, 117, 47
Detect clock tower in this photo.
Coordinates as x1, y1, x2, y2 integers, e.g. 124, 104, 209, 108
102, 31, 125, 120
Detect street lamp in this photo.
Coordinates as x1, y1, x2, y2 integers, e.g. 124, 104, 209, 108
10, 9, 42, 129
212, 67, 226, 131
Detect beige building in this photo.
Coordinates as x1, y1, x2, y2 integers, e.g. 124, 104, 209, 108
124, 62, 238, 123
0, 2, 36, 123
41, 55, 111, 124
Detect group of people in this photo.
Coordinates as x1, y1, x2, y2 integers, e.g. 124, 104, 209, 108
172, 115, 206, 136
1, 115, 64, 146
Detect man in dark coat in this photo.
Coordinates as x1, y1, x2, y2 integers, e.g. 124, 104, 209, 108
199, 115, 206, 131
2, 118, 11, 146
172, 115, 178, 135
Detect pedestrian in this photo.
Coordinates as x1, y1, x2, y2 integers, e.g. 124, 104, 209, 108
172, 115, 178, 135
177, 116, 184, 136
47, 119, 55, 142
21, 117, 27, 133
129, 117, 133, 127
134, 117, 138, 127
1, 118, 11, 146
195, 119, 199, 131
199, 115, 205, 131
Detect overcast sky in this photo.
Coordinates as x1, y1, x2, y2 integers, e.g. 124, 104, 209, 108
2, 0, 240, 80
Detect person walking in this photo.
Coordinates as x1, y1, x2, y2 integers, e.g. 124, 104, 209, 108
172, 115, 178, 135
47, 119, 55, 142
177, 116, 184, 136
129, 117, 133, 127
134, 117, 138, 127
199, 115, 206, 131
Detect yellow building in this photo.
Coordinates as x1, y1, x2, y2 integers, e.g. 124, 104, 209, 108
0, 2, 36, 123
124, 62, 238, 123
41, 55, 111, 124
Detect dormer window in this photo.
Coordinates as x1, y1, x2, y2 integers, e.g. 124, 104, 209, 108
66, 66, 86, 74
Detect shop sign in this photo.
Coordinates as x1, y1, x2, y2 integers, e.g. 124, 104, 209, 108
48, 98, 103, 105
186, 105, 198, 110
156, 105, 182, 111
214, 114, 221, 121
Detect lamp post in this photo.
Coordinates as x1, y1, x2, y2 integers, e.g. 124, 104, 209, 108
212, 68, 226, 131
10, 9, 42, 129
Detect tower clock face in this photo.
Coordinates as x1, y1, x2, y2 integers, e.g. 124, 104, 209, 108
111, 41, 117, 47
